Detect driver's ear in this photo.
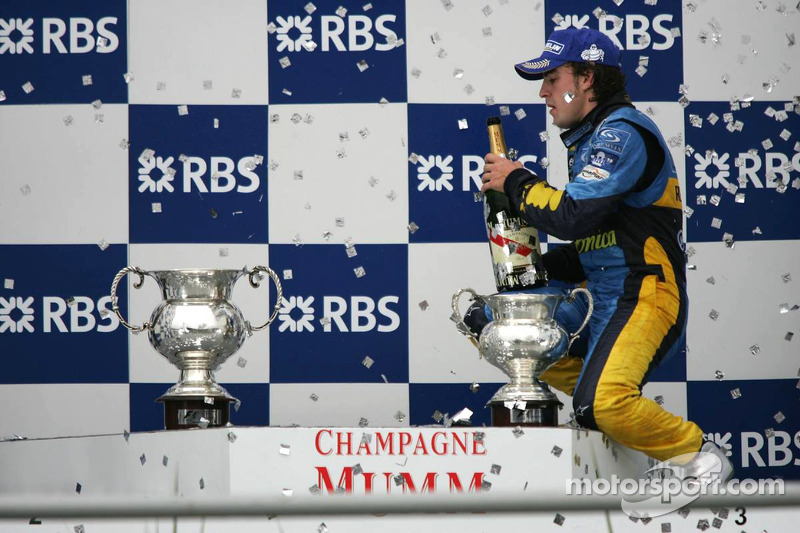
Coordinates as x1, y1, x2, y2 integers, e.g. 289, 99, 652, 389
579, 69, 594, 91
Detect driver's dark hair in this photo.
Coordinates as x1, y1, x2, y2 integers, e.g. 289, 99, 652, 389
568, 62, 629, 105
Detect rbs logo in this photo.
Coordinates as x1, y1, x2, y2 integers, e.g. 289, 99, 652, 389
274, 13, 399, 52
0, 17, 120, 54
137, 152, 261, 194
278, 295, 400, 333
416, 154, 539, 192
554, 13, 676, 51
0, 295, 119, 333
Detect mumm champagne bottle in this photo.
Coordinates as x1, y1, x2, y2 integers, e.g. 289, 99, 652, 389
485, 116, 548, 292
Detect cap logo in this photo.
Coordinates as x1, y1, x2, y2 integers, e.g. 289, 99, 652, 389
544, 40, 564, 55
580, 44, 605, 62
521, 58, 551, 70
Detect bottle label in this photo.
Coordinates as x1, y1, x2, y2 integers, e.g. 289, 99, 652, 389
488, 222, 540, 268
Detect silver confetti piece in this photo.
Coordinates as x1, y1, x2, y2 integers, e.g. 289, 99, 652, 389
280, 444, 291, 456
554, 513, 565, 525
730, 388, 742, 399
775, 411, 786, 423
362, 355, 374, 368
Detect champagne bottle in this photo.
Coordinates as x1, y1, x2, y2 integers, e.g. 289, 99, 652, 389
484, 116, 548, 292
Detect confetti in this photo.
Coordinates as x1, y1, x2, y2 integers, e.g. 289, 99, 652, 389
407, 222, 419, 234
236, 357, 247, 368
709, 309, 719, 320
280, 444, 291, 456
362, 355, 374, 368
750, 344, 760, 355
775, 411, 786, 423
730, 388, 741, 399
551, 445, 563, 457
554, 513, 565, 526
419, 300, 429, 311
354, 266, 366, 278
458, 118, 469, 130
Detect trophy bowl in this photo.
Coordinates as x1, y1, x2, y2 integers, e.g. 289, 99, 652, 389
110, 266, 282, 430
452, 287, 593, 426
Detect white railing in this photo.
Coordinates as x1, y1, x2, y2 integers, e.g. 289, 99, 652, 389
0, 484, 798, 519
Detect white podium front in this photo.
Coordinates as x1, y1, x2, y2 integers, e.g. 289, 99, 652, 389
0, 427, 792, 532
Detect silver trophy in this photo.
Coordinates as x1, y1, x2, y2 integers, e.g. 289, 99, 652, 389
452, 288, 593, 426
110, 266, 282, 429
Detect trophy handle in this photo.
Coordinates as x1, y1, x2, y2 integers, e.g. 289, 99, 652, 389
450, 288, 482, 350
565, 287, 594, 350
246, 266, 284, 332
110, 266, 152, 332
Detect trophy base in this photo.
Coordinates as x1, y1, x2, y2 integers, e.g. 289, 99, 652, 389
158, 397, 233, 430
489, 398, 561, 427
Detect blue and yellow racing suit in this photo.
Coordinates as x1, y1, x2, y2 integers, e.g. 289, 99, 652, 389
497, 93, 701, 461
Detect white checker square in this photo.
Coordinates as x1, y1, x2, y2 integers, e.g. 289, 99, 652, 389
641, 381, 688, 420
0, 104, 128, 245
406, 0, 545, 104
0, 384, 129, 439
682, 4, 800, 101
686, 240, 800, 381
408, 242, 504, 383
128, 0, 269, 105
268, 103, 409, 244
127, 244, 272, 384
269, 383, 409, 427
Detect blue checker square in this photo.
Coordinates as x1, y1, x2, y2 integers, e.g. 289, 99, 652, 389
684, 101, 800, 243
130, 383, 270, 432
543, 1, 682, 102
0, 0, 128, 105
409, 383, 514, 428
267, 0, 407, 104
128, 104, 269, 244
0, 244, 128, 384
269, 244, 408, 384
408, 103, 548, 244
688, 379, 800, 480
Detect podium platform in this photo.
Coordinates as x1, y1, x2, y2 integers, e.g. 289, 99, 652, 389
0, 426, 795, 532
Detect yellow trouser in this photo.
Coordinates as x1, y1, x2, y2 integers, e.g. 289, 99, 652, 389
541, 241, 704, 462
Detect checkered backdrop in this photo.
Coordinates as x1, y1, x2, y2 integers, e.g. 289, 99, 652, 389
1, 0, 798, 481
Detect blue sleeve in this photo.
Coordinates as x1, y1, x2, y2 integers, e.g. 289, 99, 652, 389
504, 119, 648, 241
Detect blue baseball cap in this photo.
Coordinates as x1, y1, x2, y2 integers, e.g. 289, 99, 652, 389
514, 28, 622, 80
